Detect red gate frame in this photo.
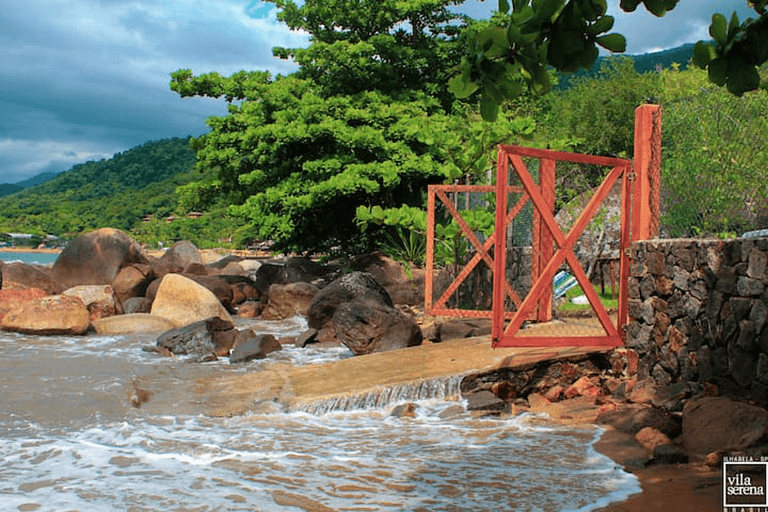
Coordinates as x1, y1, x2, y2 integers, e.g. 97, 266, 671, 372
491, 145, 633, 348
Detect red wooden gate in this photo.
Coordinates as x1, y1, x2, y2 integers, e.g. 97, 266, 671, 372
424, 105, 662, 348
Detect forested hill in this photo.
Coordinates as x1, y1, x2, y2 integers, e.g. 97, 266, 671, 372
0, 137, 200, 236
17, 137, 196, 200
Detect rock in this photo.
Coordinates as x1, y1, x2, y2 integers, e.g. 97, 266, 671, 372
156, 316, 237, 358
598, 403, 682, 438
682, 396, 768, 454
284, 256, 328, 284
635, 426, 672, 451
206, 254, 243, 271
390, 403, 418, 418
50, 228, 148, 290
465, 390, 506, 411
158, 241, 203, 273
435, 319, 493, 342
564, 376, 602, 399
332, 301, 423, 355
91, 313, 178, 334
122, 297, 152, 314
216, 275, 262, 306
627, 379, 658, 404
307, 271, 393, 331
261, 282, 320, 320
229, 332, 282, 363
62, 285, 121, 321
0, 288, 48, 321
350, 252, 425, 305
1, 295, 90, 335
236, 301, 263, 318
111, 264, 155, 304
650, 443, 688, 465
1, 262, 60, 293
150, 274, 233, 327
297, 328, 319, 347
253, 263, 288, 295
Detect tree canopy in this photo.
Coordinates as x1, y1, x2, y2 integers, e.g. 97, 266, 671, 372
452, 0, 768, 120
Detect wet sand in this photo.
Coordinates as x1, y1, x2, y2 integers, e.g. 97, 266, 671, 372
592, 428, 723, 512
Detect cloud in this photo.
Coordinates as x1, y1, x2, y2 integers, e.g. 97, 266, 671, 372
0, 0, 308, 184
0, 0, 760, 184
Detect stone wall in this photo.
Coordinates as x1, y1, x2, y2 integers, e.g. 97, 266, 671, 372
626, 237, 768, 405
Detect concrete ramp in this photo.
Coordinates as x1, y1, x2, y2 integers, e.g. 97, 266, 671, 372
193, 337, 611, 417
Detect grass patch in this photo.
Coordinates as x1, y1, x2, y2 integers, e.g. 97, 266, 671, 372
556, 282, 618, 314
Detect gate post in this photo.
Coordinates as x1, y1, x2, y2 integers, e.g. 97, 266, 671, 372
632, 104, 662, 241
532, 159, 555, 322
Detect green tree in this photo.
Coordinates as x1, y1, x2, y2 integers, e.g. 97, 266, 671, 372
170, 0, 496, 256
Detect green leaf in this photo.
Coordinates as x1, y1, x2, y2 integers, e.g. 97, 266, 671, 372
710, 13, 728, 45
727, 11, 740, 40
595, 33, 627, 53
708, 57, 728, 86
586, 15, 615, 35
448, 74, 479, 99
480, 92, 499, 122
726, 58, 760, 95
693, 41, 716, 68
499, 0, 510, 14
535, 0, 566, 22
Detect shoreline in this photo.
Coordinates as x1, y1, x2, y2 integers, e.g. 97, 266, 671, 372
592, 427, 723, 512
0, 247, 62, 254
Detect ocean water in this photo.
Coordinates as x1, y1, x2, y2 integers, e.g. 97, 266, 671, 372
0, 251, 59, 266
0, 316, 640, 511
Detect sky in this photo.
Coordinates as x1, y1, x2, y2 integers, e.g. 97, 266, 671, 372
0, 0, 757, 185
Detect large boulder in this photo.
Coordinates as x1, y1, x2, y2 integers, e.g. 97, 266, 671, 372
682, 396, 768, 454
111, 264, 155, 305
158, 241, 203, 273
1, 262, 60, 293
333, 301, 423, 355
62, 284, 121, 321
50, 228, 148, 290
1, 295, 90, 335
0, 288, 48, 321
146, 273, 234, 311
307, 271, 393, 330
91, 313, 178, 334
261, 282, 320, 320
350, 252, 425, 306
150, 273, 233, 327
156, 316, 237, 358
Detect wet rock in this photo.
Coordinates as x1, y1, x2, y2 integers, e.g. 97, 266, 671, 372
307, 272, 393, 328
297, 328, 319, 347
62, 284, 121, 321
260, 282, 320, 320
236, 301, 263, 318
150, 273, 233, 328
1, 262, 60, 294
91, 313, 177, 334
465, 390, 506, 411
434, 319, 492, 342
390, 403, 418, 418
1, 295, 90, 335
682, 396, 768, 454
332, 301, 422, 355
156, 316, 237, 358
635, 426, 672, 452
229, 332, 282, 363
0, 288, 48, 321
50, 228, 148, 290
598, 403, 682, 439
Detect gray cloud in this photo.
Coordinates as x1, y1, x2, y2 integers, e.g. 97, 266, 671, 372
0, 0, 758, 184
